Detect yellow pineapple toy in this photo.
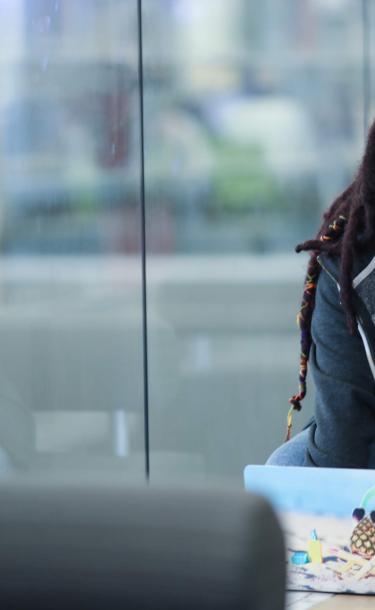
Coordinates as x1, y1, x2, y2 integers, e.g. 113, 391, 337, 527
350, 486, 375, 560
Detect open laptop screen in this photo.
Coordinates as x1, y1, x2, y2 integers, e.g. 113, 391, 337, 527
244, 465, 375, 594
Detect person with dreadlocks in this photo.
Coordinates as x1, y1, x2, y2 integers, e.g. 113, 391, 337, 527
267, 121, 375, 468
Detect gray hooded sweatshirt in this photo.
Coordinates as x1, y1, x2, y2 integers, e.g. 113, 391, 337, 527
306, 250, 375, 467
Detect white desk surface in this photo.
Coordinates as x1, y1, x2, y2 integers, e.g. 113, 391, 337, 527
286, 592, 333, 609
287, 591, 375, 609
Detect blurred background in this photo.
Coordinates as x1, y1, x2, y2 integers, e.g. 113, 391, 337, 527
0, 0, 371, 483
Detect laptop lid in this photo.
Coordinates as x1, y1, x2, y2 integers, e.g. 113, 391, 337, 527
244, 465, 375, 595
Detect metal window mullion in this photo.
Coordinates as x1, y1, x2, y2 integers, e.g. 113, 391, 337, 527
137, 0, 150, 481
362, 0, 371, 138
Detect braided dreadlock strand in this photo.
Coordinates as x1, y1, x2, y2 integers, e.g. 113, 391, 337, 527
340, 188, 361, 333
285, 211, 348, 442
285, 253, 319, 441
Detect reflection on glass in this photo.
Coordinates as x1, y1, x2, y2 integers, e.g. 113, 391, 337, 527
0, 0, 145, 476
144, 0, 364, 481
0, 0, 368, 484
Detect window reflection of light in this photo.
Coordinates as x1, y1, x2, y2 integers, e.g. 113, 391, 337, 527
314, 0, 350, 14
171, 0, 205, 23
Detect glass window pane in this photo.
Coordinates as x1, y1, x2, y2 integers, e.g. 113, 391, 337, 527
144, 0, 364, 482
0, 0, 145, 477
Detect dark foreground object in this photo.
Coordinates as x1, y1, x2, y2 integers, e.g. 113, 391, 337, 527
0, 479, 285, 609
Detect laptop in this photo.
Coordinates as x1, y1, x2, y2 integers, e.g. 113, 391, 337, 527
244, 465, 375, 595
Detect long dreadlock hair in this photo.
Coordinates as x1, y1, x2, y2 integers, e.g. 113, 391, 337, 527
286, 121, 375, 441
